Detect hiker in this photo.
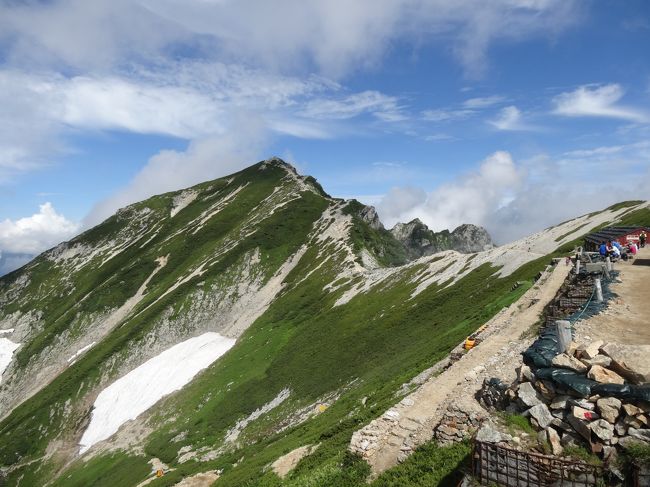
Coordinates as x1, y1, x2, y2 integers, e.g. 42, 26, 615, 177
629, 241, 638, 255
610, 242, 621, 260
599, 241, 607, 257
640, 230, 647, 248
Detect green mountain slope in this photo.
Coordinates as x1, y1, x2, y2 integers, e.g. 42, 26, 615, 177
0, 159, 647, 486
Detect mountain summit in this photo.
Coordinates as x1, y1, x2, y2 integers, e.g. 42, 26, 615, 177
0, 158, 647, 486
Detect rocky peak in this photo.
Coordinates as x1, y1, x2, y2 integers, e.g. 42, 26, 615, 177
390, 219, 494, 259
359, 205, 384, 230
450, 224, 494, 253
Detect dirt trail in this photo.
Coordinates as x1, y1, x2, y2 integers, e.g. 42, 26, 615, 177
574, 245, 650, 345
351, 261, 572, 476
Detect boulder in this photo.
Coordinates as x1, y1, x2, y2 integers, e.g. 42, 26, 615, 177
602, 445, 618, 462
589, 419, 614, 442
596, 397, 621, 424
624, 415, 644, 429
561, 431, 581, 447
581, 355, 612, 368
568, 414, 592, 441
623, 403, 644, 416
582, 340, 604, 360
551, 417, 572, 433
619, 436, 648, 449
546, 428, 563, 455
550, 395, 571, 410
552, 353, 587, 373
529, 404, 554, 429
475, 424, 512, 444
517, 382, 544, 408
614, 420, 627, 436
568, 398, 595, 411
536, 380, 555, 401
628, 428, 650, 442
600, 343, 650, 384
572, 405, 599, 421
517, 365, 535, 383
587, 365, 625, 385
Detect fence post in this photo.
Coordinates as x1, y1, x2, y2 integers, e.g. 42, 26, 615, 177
605, 256, 612, 272
595, 278, 603, 303
575, 258, 581, 275
556, 320, 572, 353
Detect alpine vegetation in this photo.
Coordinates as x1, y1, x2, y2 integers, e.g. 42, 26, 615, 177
0, 158, 647, 486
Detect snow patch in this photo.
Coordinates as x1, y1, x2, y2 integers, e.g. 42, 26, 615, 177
0, 338, 20, 382
0, 329, 14, 335
67, 341, 96, 363
79, 332, 235, 454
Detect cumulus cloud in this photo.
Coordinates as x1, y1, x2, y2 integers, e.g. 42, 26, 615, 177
553, 84, 648, 122
377, 151, 524, 232
0, 203, 79, 257
85, 115, 269, 226
376, 145, 650, 244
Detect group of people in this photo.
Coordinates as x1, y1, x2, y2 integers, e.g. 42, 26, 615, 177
598, 232, 647, 261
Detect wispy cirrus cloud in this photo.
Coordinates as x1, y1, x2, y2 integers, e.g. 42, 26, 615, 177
462, 95, 506, 108
301, 90, 406, 121
552, 84, 648, 122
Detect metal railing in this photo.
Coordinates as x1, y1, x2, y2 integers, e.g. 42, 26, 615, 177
472, 440, 607, 486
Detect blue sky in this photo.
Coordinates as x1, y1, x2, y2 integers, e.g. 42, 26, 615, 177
1, 0, 650, 273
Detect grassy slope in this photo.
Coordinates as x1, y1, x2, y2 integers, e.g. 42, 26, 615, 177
0, 175, 646, 487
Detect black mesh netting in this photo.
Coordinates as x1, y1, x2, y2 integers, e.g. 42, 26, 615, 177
521, 268, 647, 399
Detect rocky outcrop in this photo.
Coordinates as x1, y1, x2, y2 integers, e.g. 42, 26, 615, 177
359, 206, 384, 230
390, 219, 494, 259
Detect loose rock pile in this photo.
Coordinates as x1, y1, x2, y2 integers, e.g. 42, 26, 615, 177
507, 340, 650, 462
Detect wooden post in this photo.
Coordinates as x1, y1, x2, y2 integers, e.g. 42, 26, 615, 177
605, 256, 612, 272
575, 259, 581, 275
556, 320, 572, 354
594, 278, 603, 303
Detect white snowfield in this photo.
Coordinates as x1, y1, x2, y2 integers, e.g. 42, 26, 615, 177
79, 332, 236, 454
0, 337, 20, 381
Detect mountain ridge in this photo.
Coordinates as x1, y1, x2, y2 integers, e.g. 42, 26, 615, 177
0, 157, 647, 486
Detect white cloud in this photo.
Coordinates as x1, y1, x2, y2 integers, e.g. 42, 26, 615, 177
552, 84, 648, 122
489, 105, 533, 131
0, 203, 79, 255
85, 116, 269, 226
376, 143, 650, 243
462, 95, 506, 108
377, 151, 524, 231
421, 108, 476, 122
301, 91, 405, 121
0, 0, 581, 77
424, 133, 456, 141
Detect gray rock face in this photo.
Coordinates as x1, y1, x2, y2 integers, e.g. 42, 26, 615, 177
359, 206, 384, 230
389, 219, 494, 259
